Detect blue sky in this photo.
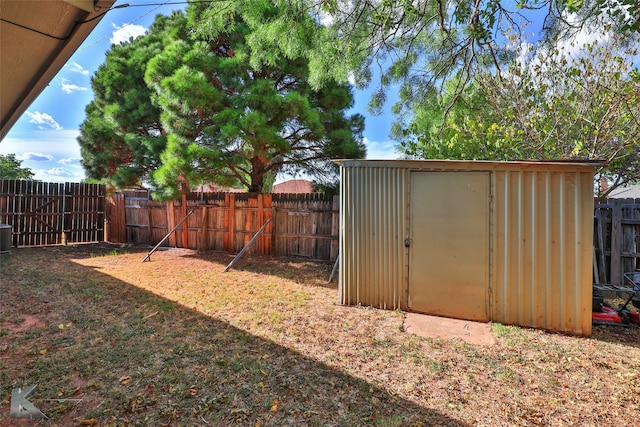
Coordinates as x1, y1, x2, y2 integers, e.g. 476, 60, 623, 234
0, 0, 400, 183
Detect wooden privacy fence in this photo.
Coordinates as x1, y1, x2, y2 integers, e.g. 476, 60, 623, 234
594, 198, 640, 286
106, 192, 340, 262
0, 179, 105, 247
6, 179, 635, 274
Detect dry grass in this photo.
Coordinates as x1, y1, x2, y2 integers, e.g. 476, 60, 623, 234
1, 243, 639, 426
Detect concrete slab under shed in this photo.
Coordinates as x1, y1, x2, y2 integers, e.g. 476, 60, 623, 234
403, 313, 495, 346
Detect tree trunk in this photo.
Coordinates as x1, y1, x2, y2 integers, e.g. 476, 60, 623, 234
249, 156, 268, 193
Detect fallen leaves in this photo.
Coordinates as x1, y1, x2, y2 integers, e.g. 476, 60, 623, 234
3, 244, 640, 426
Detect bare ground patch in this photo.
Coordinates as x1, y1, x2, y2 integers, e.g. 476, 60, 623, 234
1, 243, 639, 426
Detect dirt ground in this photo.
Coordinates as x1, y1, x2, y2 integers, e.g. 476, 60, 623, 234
403, 314, 495, 346
1, 243, 639, 426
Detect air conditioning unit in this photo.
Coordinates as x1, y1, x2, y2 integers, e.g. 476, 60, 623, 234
0, 224, 12, 254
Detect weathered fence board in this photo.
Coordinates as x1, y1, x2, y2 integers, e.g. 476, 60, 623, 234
594, 198, 640, 286
65, 182, 105, 244
272, 199, 337, 260
108, 192, 338, 261
105, 192, 126, 243
0, 179, 104, 247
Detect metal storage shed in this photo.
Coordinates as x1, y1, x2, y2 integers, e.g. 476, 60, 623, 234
338, 159, 597, 336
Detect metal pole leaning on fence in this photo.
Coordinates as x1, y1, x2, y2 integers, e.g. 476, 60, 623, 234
223, 216, 273, 272
142, 206, 199, 262
328, 256, 339, 283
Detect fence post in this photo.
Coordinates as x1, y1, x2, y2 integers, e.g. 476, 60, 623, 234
610, 199, 622, 286
225, 193, 236, 253
257, 194, 263, 254
166, 201, 176, 247
181, 190, 188, 248
147, 202, 154, 246
199, 206, 208, 251
263, 194, 273, 255
594, 206, 606, 284
246, 195, 256, 251
271, 203, 277, 257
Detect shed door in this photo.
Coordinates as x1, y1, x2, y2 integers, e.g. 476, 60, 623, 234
409, 172, 490, 321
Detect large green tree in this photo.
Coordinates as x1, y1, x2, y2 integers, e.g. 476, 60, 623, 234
79, 5, 365, 196
144, 3, 365, 197
78, 12, 186, 189
0, 154, 33, 180
397, 34, 640, 195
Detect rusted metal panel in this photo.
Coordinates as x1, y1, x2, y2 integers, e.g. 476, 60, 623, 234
339, 165, 409, 310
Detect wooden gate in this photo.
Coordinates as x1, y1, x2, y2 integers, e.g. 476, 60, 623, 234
0, 179, 105, 247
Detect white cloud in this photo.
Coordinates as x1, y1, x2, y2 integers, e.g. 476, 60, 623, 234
69, 61, 89, 75
59, 157, 82, 166
318, 9, 334, 27
61, 79, 88, 94
509, 25, 621, 84
347, 72, 357, 86
110, 23, 147, 45
25, 111, 63, 130
22, 152, 54, 162
363, 137, 400, 160
0, 129, 86, 183
555, 18, 612, 57
30, 167, 84, 183
0, 129, 81, 159
47, 167, 74, 177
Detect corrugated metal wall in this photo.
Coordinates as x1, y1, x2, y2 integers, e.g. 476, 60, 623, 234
339, 165, 409, 309
491, 168, 594, 335
339, 160, 596, 336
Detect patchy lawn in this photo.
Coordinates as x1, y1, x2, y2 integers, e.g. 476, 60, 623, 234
1, 244, 639, 426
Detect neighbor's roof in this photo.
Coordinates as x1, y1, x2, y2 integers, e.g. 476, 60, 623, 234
273, 179, 314, 194
609, 183, 640, 198
194, 183, 244, 193
1, 0, 115, 140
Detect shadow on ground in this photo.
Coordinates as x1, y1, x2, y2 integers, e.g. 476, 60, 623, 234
0, 244, 464, 426
591, 323, 640, 348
